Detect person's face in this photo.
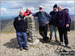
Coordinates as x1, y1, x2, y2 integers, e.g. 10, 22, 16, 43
26, 9, 29, 12
39, 8, 43, 12
58, 6, 62, 11
53, 8, 57, 11
58, 7, 60, 11
19, 11, 24, 16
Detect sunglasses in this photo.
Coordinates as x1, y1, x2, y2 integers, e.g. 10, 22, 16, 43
39, 8, 43, 10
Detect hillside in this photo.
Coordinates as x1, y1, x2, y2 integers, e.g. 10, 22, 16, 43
1, 18, 39, 32
1, 15, 75, 32
1, 19, 15, 32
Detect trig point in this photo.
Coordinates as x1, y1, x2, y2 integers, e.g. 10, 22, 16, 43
25, 16, 39, 46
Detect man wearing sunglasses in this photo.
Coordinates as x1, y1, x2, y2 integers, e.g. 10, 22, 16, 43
33, 6, 51, 42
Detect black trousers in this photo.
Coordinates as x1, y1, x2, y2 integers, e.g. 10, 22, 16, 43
58, 27, 69, 45
39, 24, 48, 40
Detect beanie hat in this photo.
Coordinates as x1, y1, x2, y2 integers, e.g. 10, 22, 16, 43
53, 4, 57, 8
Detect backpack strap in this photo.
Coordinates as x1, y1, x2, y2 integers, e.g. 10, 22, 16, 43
44, 11, 48, 17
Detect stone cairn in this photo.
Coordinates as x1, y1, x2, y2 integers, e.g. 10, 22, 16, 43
25, 16, 39, 46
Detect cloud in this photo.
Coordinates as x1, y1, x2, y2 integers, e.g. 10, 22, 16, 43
1, 8, 20, 17
29, 7, 35, 11
22, 7, 26, 10
1, 8, 8, 13
1, 0, 75, 17
39, 0, 75, 15
7, 1, 24, 9
41, 1, 74, 8
1, 8, 8, 16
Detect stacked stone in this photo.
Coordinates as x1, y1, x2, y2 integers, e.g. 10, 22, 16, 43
25, 16, 38, 43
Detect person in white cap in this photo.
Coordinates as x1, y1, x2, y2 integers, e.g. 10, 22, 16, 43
33, 6, 51, 42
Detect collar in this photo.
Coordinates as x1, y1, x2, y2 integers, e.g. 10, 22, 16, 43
18, 15, 25, 20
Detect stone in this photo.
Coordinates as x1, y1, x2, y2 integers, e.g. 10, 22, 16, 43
25, 16, 39, 46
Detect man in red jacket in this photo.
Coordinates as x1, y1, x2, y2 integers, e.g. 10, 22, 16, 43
24, 8, 32, 16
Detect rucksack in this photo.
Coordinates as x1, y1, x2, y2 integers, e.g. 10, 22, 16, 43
57, 9, 71, 31
63, 9, 71, 31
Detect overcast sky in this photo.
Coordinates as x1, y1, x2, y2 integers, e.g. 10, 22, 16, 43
1, 0, 75, 17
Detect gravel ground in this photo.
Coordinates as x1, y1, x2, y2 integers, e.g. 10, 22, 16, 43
0, 31, 75, 56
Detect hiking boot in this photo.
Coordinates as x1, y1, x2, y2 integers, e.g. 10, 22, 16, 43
55, 39, 59, 42
49, 37, 52, 41
59, 42, 63, 46
20, 48, 23, 51
65, 45, 71, 48
43, 39, 48, 43
24, 46, 28, 50
46, 37, 49, 39
43, 37, 49, 42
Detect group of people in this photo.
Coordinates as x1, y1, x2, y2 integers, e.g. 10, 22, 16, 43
13, 4, 71, 50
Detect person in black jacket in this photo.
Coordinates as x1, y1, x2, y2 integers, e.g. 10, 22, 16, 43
13, 10, 28, 50
49, 4, 58, 42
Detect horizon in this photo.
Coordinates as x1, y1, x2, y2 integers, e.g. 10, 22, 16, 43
1, 15, 75, 21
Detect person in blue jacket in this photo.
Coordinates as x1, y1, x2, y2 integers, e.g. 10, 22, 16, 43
33, 6, 51, 42
13, 10, 28, 50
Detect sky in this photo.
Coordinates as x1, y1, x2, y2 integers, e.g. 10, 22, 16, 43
1, 0, 75, 17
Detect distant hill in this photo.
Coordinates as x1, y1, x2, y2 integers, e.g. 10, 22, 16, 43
1, 17, 39, 32
1, 15, 75, 32
70, 15, 75, 21
1, 19, 15, 32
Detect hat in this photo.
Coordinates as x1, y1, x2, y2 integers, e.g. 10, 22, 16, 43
39, 6, 43, 8
53, 4, 57, 8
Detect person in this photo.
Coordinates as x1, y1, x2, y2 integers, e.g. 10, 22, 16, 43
56, 6, 70, 48
49, 4, 58, 42
33, 6, 51, 42
24, 8, 33, 41
13, 10, 28, 50
24, 8, 32, 16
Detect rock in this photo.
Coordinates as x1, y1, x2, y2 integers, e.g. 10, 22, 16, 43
28, 39, 39, 46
